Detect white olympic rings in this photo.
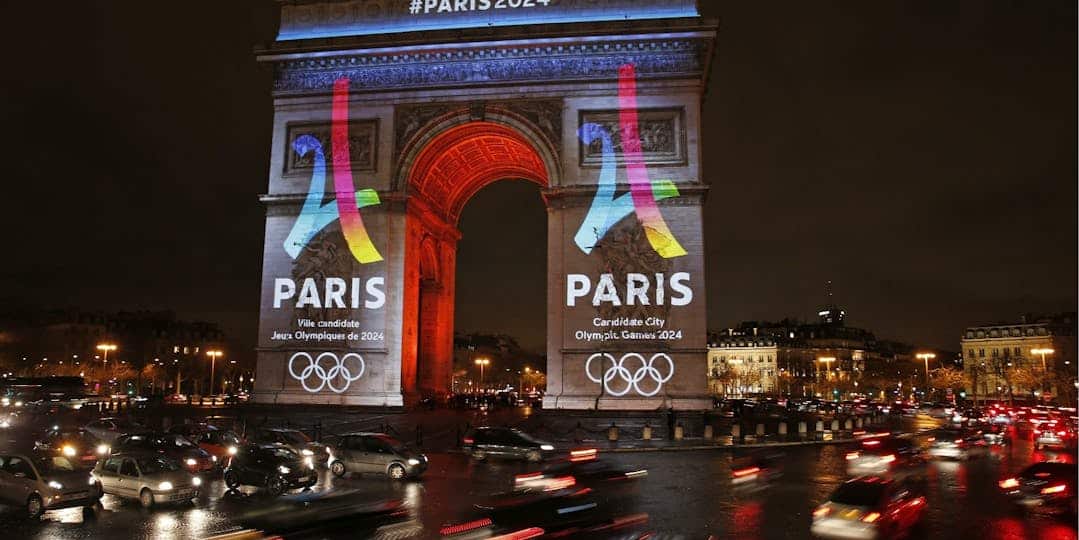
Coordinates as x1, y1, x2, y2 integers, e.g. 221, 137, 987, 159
288, 352, 366, 394
584, 352, 674, 397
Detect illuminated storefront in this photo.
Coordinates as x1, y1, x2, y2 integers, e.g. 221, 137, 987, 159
254, 0, 716, 409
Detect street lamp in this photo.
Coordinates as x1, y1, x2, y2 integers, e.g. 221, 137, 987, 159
474, 358, 490, 391
817, 357, 835, 398
1031, 348, 1055, 403
96, 343, 117, 365
915, 352, 935, 398
206, 350, 223, 396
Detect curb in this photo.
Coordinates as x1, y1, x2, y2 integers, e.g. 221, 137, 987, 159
601, 438, 861, 452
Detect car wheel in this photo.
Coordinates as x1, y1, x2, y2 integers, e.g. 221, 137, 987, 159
26, 495, 43, 519
139, 488, 154, 509
388, 463, 407, 480
224, 470, 241, 489
267, 475, 286, 496
472, 450, 486, 461
526, 450, 542, 462
330, 460, 346, 478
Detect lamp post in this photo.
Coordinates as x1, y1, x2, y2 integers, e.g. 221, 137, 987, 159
206, 350, 223, 397
96, 343, 117, 365
1031, 348, 1054, 403
915, 352, 935, 399
474, 358, 490, 392
818, 357, 835, 399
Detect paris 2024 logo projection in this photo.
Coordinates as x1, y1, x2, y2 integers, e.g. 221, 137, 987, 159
274, 64, 691, 396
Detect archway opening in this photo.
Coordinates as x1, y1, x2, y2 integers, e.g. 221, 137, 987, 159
402, 121, 549, 400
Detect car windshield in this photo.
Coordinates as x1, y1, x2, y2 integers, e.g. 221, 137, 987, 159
260, 447, 300, 461
217, 431, 241, 445
137, 457, 180, 474
156, 434, 197, 449
378, 436, 407, 453
280, 431, 310, 444
830, 481, 887, 506
35, 455, 89, 472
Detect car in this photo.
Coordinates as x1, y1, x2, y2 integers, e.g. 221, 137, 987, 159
164, 394, 188, 404
999, 462, 1077, 516
463, 427, 555, 462
926, 429, 989, 460
251, 428, 328, 463
811, 477, 926, 539
845, 437, 924, 477
34, 427, 110, 465
513, 449, 647, 494
93, 452, 200, 508
84, 417, 145, 444
1034, 421, 1076, 450
112, 432, 216, 473
327, 432, 427, 480
0, 452, 102, 519
169, 423, 243, 464
224, 444, 317, 496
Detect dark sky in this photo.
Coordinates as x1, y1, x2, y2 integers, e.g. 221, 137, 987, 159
1, 1, 1074, 360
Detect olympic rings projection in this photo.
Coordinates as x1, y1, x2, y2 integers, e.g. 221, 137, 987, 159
584, 352, 674, 397
288, 352, 366, 393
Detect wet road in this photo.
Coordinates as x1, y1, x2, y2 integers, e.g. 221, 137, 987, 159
1, 424, 1076, 539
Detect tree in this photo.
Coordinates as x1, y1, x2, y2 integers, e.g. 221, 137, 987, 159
930, 367, 966, 401
1010, 367, 1040, 400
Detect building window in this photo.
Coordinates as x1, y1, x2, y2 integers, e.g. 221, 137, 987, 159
1014, 347, 1021, 356
978, 349, 985, 358
1003, 348, 1010, 358
967, 349, 975, 359
173, 345, 180, 353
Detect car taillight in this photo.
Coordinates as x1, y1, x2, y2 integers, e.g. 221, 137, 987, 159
845, 452, 859, 460
862, 512, 881, 523
732, 466, 760, 478
462, 437, 474, 445
813, 506, 830, 518
439, 517, 493, 536
1041, 484, 1067, 495
880, 454, 896, 463
570, 448, 597, 462
863, 440, 880, 447
544, 476, 576, 491
998, 478, 1019, 489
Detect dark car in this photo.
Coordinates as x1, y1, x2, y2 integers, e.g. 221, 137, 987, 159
112, 432, 216, 474
34, 427, 110, 466
463, 427, 555, 462
926, 428, 990, 460
224, 444, 317, 496
327, 432, 427, 480
251, 428, 328, 464
999, 462, 1078, 515
169, 423, 243, 464
812, 477, 927, 539
513, 449, 647, 495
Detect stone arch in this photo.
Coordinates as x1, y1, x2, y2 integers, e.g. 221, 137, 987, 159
398, 114, 554, 401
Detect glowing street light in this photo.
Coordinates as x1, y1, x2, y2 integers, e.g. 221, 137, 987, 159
474, 358, 490, 390
1031, 348, 1055, 403
817, 357, 836, 398
96, 343, 117, 365
915, 352, 936, 394
206, 350, 223, 396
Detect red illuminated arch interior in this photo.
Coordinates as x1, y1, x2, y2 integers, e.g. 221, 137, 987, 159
407, 121, 548, 222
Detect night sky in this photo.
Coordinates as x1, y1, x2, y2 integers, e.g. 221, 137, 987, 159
1, 1, 1074, 361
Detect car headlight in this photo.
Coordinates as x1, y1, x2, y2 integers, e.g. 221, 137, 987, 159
48, 480, 63, 490
227, 446, 238, 456
301, 449, 314, 456
186, 458, 197, 466
407, 458, 420, 466
97, 444, 109, 455
304, 457, 314, 469
0, 420, 8, 428
278, 465, 291, 474
158, 481, 173, 491
192, 476, 202, 486
1, 398, 8, 406
62, 445, 77, 457
14, 401, 22, 407
540, 444, 554, 451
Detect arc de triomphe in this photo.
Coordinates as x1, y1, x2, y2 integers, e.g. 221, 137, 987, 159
253, 0, 717, 410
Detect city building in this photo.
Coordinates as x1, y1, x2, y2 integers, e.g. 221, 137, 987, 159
709, 303, 927, 399
0, 309, 229, 396
961, 313, 1077, 403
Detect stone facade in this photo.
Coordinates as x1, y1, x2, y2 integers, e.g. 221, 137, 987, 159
253, 0, 717, 410
961, 315, 1077, 402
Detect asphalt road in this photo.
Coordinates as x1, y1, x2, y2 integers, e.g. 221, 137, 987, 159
0, 419, 1076, 539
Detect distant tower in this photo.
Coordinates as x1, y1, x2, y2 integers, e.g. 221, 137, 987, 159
817, 280, 846, 325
